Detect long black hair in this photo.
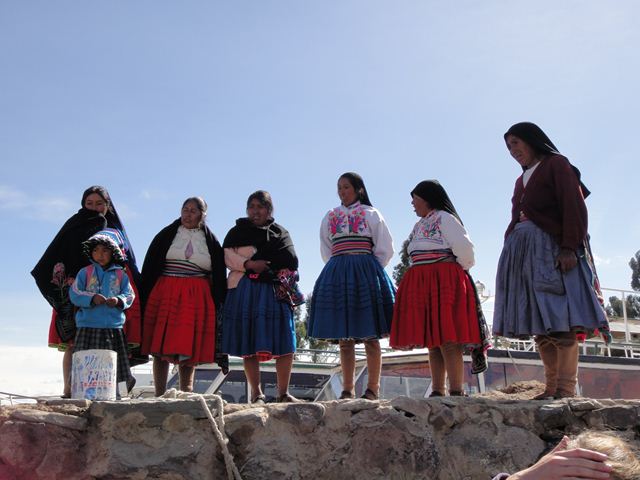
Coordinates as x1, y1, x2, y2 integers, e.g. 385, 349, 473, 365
339, 172, 372, 207
411, 180, 463, 225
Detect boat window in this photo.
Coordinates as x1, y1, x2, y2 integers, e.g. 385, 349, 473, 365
260, 372, 330, 402
193, 369, 220, 394
166, 368, 220, 394
579, 367, 640, 399
216, 371, 248, 403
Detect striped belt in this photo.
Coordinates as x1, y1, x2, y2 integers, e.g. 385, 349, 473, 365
331, 237, 373, 256
410, 249, 455, 266
162, 259, 209, 278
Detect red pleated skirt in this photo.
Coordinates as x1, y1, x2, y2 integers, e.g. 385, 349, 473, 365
141, 276, 216, 365
48, 310, 71, 351
47, 265, 142, 349
123, 265, 142, 346
390, 262, 480, 349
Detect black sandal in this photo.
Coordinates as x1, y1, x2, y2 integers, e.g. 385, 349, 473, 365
449, 391, 468, 397
339, 390, 355, 400
428, 391, 444, 398
361, 388, 379, 401
276, 393, 300, 403
251, 394, 266, 405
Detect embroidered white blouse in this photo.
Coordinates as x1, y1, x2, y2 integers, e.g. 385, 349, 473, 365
407, 209, 475, 270
319, 201, 394, 267
166, 226, 212, 271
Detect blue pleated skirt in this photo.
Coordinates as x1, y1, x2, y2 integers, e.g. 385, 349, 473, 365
222, 277, 296, 361
308, 254, 396, 341
493, 221, 608, 338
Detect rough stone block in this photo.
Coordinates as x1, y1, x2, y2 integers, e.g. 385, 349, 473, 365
10, 409, 88, 431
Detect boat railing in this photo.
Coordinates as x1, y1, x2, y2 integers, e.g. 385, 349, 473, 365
601, 287, 640, 343
493, 336, 640, 359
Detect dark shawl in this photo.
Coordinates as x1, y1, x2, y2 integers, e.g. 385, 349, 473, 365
504, 122, 591, 198
411, 180, 463, 225
31, 208, 107, 340
223, 218, 299, 274
82, 186, 142, 286
140, 219, 227, 308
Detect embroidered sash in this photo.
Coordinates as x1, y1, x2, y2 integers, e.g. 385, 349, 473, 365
331, 236, 373, 256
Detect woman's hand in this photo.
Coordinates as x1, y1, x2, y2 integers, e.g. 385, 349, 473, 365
509, 437, 612, 479
556, 249, 578, 273
92, 294, 107, 305
245, 259, 271, 273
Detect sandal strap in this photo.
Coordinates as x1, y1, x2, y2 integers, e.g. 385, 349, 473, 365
361, 388, 379, 400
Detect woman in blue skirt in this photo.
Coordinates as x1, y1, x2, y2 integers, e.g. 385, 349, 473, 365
493, 122, 609, 400
222, 191, 303, 404
308, 172, 395, 400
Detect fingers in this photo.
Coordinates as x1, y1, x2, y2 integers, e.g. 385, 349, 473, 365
549, 454, 612, 479
560, 448, 610, 464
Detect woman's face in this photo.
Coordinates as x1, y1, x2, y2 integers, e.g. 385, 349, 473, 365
506, 134, 538, 169
181, 201, 203, 229
247, 199, 271, 226
338, 177, 358, 206
84, 193, 109, 215
411, 194, 432, 218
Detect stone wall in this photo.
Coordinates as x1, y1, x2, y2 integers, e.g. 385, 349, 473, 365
1, 395, 639, 480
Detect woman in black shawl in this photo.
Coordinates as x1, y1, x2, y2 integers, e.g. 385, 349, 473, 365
141, 197, 227, 396
31, 185, 142, 397
221, 191, 303, 404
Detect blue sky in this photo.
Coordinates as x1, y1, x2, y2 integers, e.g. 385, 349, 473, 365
1, 1, 639, 366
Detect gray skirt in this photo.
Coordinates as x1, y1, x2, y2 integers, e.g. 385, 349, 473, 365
492, 221, 608, 338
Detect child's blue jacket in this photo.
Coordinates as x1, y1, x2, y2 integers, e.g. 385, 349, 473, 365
69, 261, 134, 329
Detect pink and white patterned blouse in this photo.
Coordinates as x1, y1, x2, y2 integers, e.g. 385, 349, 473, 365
319, 201, 394, 267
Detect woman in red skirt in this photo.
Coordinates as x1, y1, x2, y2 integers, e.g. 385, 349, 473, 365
390, 180, 482, 396
141, 197, 227, 395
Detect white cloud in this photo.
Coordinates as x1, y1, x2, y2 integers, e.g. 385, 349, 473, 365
594, 255, 612, 266
0, 185, 75, 223
139, 189, 169, 201
115, 202, 138, 220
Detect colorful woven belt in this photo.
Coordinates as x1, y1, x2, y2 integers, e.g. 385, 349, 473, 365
331, 236, 373, 256
162, 259, 209, 277
410, 249, 455, 265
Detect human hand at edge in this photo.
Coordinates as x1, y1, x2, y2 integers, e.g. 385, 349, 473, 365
509, 436, 612, 480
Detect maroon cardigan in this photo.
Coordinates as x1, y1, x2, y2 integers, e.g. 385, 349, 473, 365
505, 154, 588, 251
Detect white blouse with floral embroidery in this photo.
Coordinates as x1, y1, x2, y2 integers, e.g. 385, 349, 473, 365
319, 201, 394, 267
407, 209, 475, 270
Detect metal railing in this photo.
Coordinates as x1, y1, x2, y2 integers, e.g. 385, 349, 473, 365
601, 287, 639, 343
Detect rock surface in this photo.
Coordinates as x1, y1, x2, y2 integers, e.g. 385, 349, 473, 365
1, 395, 639, 479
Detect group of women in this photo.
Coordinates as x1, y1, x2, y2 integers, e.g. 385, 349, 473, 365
32, 122, 610, 402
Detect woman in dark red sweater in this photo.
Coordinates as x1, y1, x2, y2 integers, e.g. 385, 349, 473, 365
492, 122, 609, 400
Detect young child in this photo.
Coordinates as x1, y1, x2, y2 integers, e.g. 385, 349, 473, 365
69, 230, 136, 393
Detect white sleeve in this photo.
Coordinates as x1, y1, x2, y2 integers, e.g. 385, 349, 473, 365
371, 209, 394, 267
319, 213, 332, 263
440, 212, 475, 270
